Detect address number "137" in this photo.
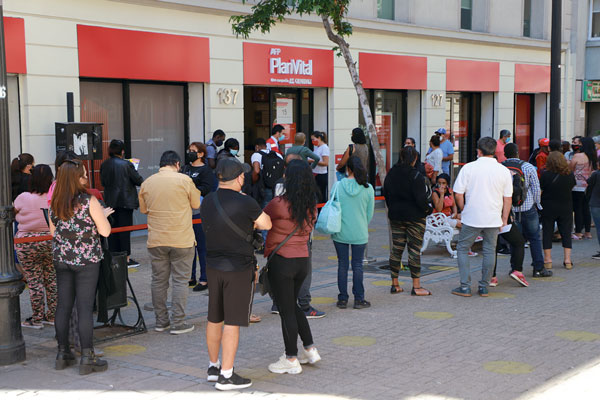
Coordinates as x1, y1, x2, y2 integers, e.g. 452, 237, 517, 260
217, 88, 239, 105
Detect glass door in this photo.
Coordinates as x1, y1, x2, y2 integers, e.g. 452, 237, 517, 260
445, 92, 480, 180
270, 88, 313, 155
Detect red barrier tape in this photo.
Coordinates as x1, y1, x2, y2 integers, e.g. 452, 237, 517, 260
13, 197, 386, 244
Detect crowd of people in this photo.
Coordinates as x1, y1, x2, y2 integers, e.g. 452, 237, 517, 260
8, 125, 600, 389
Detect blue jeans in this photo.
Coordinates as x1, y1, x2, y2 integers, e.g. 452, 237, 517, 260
333, 241, 366, 302
261, 188, 275, 242
591, 207, 600, 248
457, 225, 498, 289
190, 215, 207, 283
514, 206, 544, 272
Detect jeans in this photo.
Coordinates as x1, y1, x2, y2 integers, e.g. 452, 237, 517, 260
457, 225, 498, 289
333, 241, 366, 301
591, 207, 600, 248
149, 246, 194, 327
190, 215, 207, 283
572, 191, 591, 233
108, 208, 133, 256
54, 262, 100, 350
261, 188, 275, 242
493, 223, 525, 277
268, 255, 314, 357
514, 206, 544, 272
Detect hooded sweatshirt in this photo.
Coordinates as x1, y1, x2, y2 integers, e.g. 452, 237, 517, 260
330, 178, 375, 245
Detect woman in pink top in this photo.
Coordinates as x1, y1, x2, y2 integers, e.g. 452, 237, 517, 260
570, 137, 598, 240
14, 164, 56, 329
263, 160, 321, 374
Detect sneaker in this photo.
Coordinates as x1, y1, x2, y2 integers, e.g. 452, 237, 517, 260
478, 287, 489, 297
497, 248, 511, 255
21, 317, 43, 329
127, 259, 140, 268
188, 279, 197, 287
42, 318, 55, 326
509, 271, 529, 287
468, 251, 478, 257
592, 252, 600, 260
268, 354, 302, 374
154, 323, 170, 332
451, 287, 472, 297
475, 236, 483, 242
270, 304, 279, 314
353, 300, 371, 309
303, 307, 326, 319
215, 371, 252, 391
524, 242, 530, 248
298, 347, 321, 365
489, 277, 498, 287
336, 300, 347, 309
207, 365, 220, 382
170, 323, 195, 335
193, 282, 208, 292
533, 268, 553, 278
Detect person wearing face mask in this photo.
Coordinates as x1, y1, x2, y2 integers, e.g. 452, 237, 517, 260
495, 130, 511, 163
182, 142, 216, 292
570, 136, 598, 240
311, 131, 330, 204
217, 138, 241, 164
267, 124, 286, 155
206, 130, 226, 169
11, 153, 35, 201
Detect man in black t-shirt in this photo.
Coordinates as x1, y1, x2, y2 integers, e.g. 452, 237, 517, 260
201, 158, 272, 391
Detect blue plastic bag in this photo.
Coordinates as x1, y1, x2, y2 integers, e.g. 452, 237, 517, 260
315, 182, 342, 234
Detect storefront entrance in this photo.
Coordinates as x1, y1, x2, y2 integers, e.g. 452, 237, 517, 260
515, 94, 534, 160
445, 92, 481, 179
243, 86, 313, 162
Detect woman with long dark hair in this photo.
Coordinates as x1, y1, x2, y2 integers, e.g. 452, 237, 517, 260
332, 156, 374, 309
49, 160, 113, 374
11, 153, 34, 201
264, 160, 321, 374
383, 146, 432, 296
570, 136, 598, 240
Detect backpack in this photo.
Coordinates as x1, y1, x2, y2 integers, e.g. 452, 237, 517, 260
503, 159, 528, 207
261, 151, 285, 189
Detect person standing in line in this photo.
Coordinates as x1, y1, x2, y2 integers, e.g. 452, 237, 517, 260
286, 132, 321, 168
495, 130, 511, 163
540, 152, 576, 269
49, 160, 113, 374
503, 143, 553, 280
570, 136, 598, 240
264, 160, 322, 374
216, 138, 242, 166
535, 138, 550, 178
11, 153, 34, 201
586, 166, 600, 260
427, 128, 455, 175
336, 128, 369, 181
564, 136, 581, 162
138, 151, 201, 335
100, 139, 144, 268
451, 137, 513, 298
332, 156, 374, 309
383, 146, 432, 296
182, 142, 216, 292
404, 137, 426, 175
425, 134, 443, 183
561, 141, 572, 156
593, 136, 600, 160
267, 124, 286, 156
14, 165, 56, 329
311, 131, 330, 204
206, 129, 226, 169
201, 159, 272, 390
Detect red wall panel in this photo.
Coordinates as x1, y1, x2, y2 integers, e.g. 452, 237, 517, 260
446, 59, 499, 92
514, 64, 550, 93
4, 17, 26, 74
359, 53, 427, 90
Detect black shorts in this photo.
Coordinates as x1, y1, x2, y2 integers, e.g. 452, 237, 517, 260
207, 266, 255, 327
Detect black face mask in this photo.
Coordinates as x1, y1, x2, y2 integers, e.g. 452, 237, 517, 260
215, 140, 224, 147
185, 151, 198, 164
572, 145, 581, 153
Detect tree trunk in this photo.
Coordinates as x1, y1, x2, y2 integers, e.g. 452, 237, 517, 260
321, 16, 387, 185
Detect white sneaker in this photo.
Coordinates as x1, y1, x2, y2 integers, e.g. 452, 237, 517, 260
298, 347, 321, 365
268, 354, 302, 374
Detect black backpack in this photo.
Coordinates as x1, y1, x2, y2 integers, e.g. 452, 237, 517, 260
503, 159, 528, 207
261, 151, 284, 189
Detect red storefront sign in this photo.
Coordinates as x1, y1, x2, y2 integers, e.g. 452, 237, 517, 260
4, 17, 27, 74
514, 64, 550, 93
446, 59, 499, 92
243, 42, 334, 87
77, 25, 210, 82
359, 53, 427, 90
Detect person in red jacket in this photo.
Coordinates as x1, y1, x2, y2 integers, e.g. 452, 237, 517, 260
535, 138, 550, 178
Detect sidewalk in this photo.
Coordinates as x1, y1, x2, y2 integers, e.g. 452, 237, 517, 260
2, 208, 600, 400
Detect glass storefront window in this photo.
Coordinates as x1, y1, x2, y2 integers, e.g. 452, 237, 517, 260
445, 92, 480, 180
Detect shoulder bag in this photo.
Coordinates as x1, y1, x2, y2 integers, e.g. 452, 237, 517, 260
257, 225, 300, 296
214, 191, 263, 250
315, 181, 342, 234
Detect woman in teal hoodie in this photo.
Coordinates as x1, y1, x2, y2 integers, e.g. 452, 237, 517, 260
332, 156, 374, 310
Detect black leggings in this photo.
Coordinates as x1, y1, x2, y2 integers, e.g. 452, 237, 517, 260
315, 173, 328, 204
55, 262, 100, 350
108, 208, 133, 256
572, 191, 591, 233
493, 223, 525, 277
541, 212, 573, 249
268, 255, 314, 357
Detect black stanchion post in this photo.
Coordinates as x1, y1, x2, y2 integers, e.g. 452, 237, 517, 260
0, 0, 26, 365
549, 0, 562, 141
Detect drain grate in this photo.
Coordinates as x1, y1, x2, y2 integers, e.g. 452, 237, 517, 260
363, 261, 456, 276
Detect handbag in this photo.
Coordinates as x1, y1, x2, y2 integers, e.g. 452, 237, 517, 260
257, 226, 300, 296
315, 181, 342, 234
214, 190, 264, 250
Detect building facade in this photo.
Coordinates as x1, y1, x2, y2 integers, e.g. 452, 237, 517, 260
2, 0, 594, 189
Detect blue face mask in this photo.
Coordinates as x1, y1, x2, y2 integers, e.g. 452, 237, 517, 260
279, 135, 286, 142
230, 149, 239, 156
505, 137, 511, 143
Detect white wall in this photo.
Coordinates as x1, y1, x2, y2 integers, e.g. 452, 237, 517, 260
534, 93, 548, 142
481, 92, 495, 138
8, 75, 21, 160
406, 90, 422, 148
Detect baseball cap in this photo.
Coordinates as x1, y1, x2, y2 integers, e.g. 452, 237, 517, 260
215, 158, 251, 182
435, 128, 447, 135
539, 138, 550, 146
593, 136, 600, 144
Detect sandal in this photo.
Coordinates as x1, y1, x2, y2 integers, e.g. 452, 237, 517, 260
563, 262, 573, 270
249, 314, 261, 323
544, 262, 553, 270
390, 284, 404, 294
571, 234, 582, 240
21, 317, 43, 330
411, 287, 432, 296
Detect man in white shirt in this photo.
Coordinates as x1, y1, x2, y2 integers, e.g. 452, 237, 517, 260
452, 137, 513, 297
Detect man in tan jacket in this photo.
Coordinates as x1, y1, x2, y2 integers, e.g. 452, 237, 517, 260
139, 150, 201, 335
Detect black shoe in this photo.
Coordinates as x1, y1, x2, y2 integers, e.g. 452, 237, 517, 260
188, 279, 197, 287
127, 259, 140, 268
353, 300, 371, 309
533, 268, 553, 278
193, 282, 208, 292
207, 365, 220, 382
79, 348, 108, 375
497, 248, 511, 255
215, 371, 252, 391
336, 300, 347, 309
592, 252, 600, 260
55, 345, 76, 370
